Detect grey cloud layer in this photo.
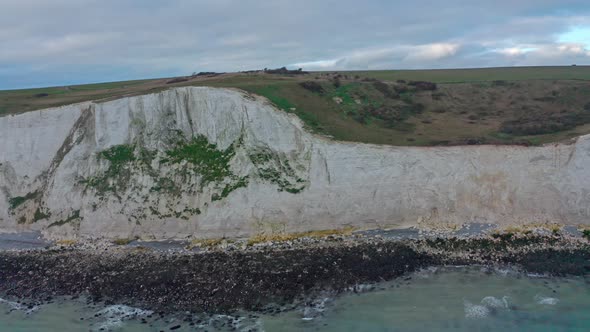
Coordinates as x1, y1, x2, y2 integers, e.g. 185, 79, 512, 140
1, 0, 590, 88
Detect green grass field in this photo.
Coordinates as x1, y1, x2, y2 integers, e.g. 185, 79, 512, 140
2, 66, 590, 146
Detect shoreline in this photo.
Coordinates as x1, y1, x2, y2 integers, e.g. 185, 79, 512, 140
0, 231, 588, 315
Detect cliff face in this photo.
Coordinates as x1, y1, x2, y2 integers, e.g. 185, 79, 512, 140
1, 87, 589, 240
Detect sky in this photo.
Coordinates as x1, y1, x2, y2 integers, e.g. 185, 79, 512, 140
2, 0, 590, 89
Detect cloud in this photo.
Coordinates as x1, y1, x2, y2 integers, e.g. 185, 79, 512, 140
495, 46, 538, 56
556, 43, 590, 56
486, 42, 590, 66
498, 43, 590, 58
292, 59, 339, 69
1, 0, 590, 89
405, 43, 460, 61
292, 43, 462, 70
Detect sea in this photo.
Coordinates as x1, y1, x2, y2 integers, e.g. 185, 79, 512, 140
1, 266, 589, 332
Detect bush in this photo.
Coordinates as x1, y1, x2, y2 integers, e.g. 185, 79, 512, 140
372, 81, 399, 99
432, 92, 445, 100
393, 85, 409, 94
332, 77, 341, 88
299, 81, 325, 94
408, 81, 437, 91
166, 77, 189, 84
197, 72, 221, 76
356, 103, 423, 127
352, 107, 371, 124
264, 67, 308, 75
408, 103, 425, 114
500, 111, 590, 135
465, 137, 487, 145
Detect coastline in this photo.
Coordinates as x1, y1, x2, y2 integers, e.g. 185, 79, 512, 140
0, 229, 588, 315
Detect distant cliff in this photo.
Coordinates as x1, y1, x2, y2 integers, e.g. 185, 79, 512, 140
1, 87, 589, 240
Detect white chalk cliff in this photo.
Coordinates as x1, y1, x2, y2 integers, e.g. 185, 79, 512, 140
1, 87, 589, 240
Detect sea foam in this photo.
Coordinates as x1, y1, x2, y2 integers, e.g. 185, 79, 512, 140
465, 295, 511, 318
92, 304, 153, 331
0, 298, 39, 315
464, 301, 490, 318
535, 295, 560, 305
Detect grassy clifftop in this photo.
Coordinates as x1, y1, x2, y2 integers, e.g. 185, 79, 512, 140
2, 66, 590, 146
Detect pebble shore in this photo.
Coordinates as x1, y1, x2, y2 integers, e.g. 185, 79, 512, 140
0, 231, 588, 315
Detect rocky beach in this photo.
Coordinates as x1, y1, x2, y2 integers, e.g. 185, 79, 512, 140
1, 229, 588, 318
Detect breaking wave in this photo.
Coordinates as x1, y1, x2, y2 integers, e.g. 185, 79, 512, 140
534, 295, 560, 305
301, 296, 333, 321
197, 314, 263, 332
480, 296, 510, 309
0, 298, 39, 315
464, 301, 491, 318
465, 295, 511, 318
92, 305, 153, 331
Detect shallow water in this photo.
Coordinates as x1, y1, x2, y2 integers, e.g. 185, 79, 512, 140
0, 232, 50, 250
1, 266, 589, 331
264, 267, 590, 331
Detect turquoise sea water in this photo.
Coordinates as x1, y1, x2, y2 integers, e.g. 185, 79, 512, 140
1, 266, 589, 331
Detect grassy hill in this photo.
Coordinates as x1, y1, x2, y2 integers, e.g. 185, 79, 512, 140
2, 66, 590, 146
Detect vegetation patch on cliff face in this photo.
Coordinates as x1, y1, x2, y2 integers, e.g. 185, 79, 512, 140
100, 145, 136, 171
8, 191, 39, 210
33, 207, 51, 222
162, 135, 235, 185
83, 135, 252, 221
162, 135, 250, 202
249, 148, 306, 193
212, 176, 249, 201
84, 144, 137, 195
149, 177, 179, 194
48, 210, 81, 228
